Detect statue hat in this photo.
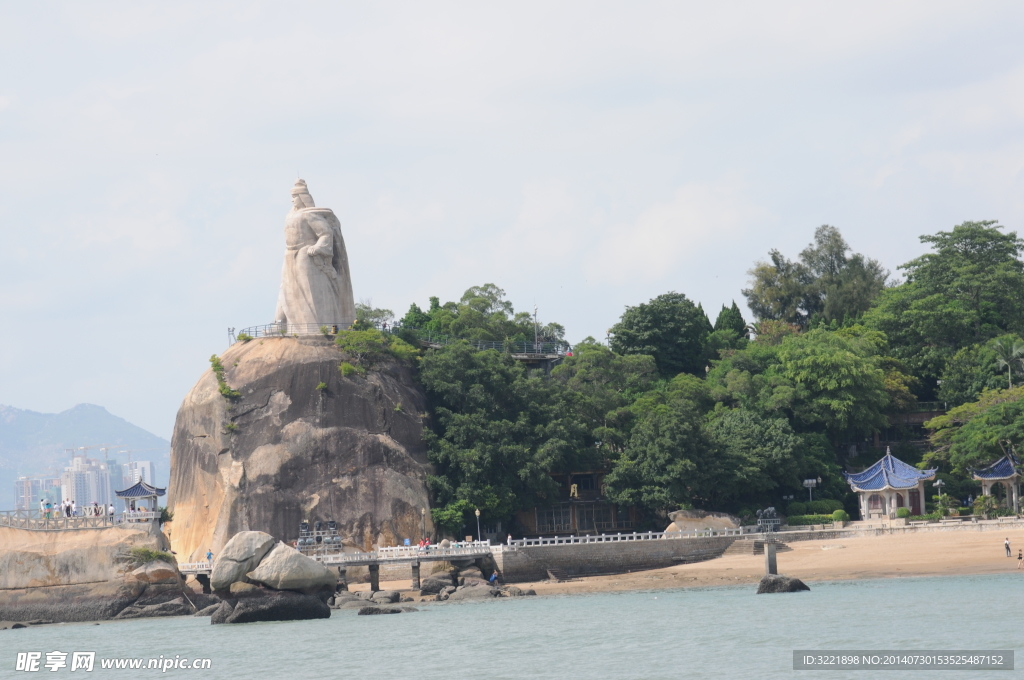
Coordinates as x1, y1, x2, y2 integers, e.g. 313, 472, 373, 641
291, 179, 310, 196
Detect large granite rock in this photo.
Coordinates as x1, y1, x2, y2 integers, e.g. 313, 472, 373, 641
168, 336, 433, 561
210, 531, 276, 591
0, 524, 196, 622
246, 543, 337, 592
448, 584, 499, 601
210, 591, 331, 625
757, 574, 810, 594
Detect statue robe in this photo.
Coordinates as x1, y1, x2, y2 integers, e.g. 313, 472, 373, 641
275, 207, 355, 327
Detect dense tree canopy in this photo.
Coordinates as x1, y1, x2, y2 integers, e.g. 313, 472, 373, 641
865, 221, 1024, 399
609, 292, 710, 377
743, 225, 888, 327
402, 217, 1024, 531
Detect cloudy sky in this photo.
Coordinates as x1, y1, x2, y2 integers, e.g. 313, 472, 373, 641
1, 2, 1023, 439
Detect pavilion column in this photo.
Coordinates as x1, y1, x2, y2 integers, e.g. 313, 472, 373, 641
1013, 481, 1019, 513
859, 493, 868, 521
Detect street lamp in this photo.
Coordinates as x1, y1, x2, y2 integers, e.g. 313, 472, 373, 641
475, 508, 481, 542
934, 479, 945, 514
802, 477, 821, 502
421, 507, 426, 541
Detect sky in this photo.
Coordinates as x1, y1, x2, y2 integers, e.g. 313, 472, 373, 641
1, 2, 1024, 439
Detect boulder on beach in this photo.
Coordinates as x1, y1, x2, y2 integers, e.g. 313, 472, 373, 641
369, 590, 399, 604
210, 591, 330, 624
419, 576, 454, 595
756, 574, 810, 594
246, 543, 337, 592
210, 531, 276, 591
448, 584, 499, 601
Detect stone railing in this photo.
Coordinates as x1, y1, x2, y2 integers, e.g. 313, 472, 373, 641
510, 528, 743, 547
318, 542, 493, 565
178, 561, 213, 575
0, 509, 159, 531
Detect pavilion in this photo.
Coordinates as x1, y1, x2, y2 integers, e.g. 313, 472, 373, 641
969, 453, 1020, 513
844, 448, 937, 519
114, 480, 166, 517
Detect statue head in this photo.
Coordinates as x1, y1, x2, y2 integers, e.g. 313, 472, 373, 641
290, 179, 315, 209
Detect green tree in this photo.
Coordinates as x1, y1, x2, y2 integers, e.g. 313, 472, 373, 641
924, 386, 1024, 473
714, 301, 747, 335
603, 398, 718, 516
744, 226, 887, 327
418, 342, 560, 533
865, 221, 1024, 398
609, 292, 710, 377
353, 302, 394, 329
703, 408, 803, 504
993, 338, 1024, 390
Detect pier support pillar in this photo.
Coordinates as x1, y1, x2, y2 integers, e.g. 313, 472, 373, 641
369, 563, 380, 592
411, 563, 421, 590
195, 574, 211, 594
336, 567, 348, 592
765, 541, 777, 575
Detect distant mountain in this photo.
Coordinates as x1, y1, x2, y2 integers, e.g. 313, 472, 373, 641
0, 404, 170, 509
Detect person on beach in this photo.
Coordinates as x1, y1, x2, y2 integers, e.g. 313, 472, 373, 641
1017, 550, 1022, 569
1006, 538, 1011, 557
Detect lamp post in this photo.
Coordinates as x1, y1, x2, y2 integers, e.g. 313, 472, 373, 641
474, 508, 481, 542
421, 507, 426, 541
803, 477, 821, 502
934, 479, 945, 514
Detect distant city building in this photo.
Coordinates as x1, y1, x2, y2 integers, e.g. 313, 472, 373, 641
60, 455, 114, 507
14, 477, 60, 510
122, 460, 156, 487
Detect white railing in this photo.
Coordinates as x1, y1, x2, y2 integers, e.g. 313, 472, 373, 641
178, 561, 213, 574
318, 542, 493, 565
0, 509, 160, 531
510, 528, 743, 547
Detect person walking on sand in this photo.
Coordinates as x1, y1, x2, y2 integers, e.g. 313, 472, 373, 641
1017, 550, 1022, 569
1006, 537, 1012, 557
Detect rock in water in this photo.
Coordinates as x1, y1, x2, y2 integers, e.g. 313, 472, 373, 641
757, 574, 810, 594
211, 591, 330, 624
209, 531, 276, 591
246, 543, 338, 592
357, 606, 401, 615
168, 336, 432, 561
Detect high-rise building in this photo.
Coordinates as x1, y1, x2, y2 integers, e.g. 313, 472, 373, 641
59, 456, 114, 507
14, 477, 60, 510
121, 460, 156, 487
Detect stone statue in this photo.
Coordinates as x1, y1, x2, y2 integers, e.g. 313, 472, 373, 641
275, 179, 355, 328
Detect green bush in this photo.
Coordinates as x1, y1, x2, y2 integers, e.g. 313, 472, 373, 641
787, 502, 807, 515
236, 333, 253, 342
159, 507, 174, 523
785, 514, 836, 526
209, 355, 241, 400
896, 507, 910, 518
339, 362, 364, 377
128, 547, 174, 566
223, 422, 238, 433
808, 499, 844, 515
832, 509, 850, 522
315, 381, 328, 391
908, 512, 941, 522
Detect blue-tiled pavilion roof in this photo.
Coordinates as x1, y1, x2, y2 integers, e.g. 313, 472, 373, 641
969, 454, 1020, 481
114, 480, 166, 498
844, 448, 937, 492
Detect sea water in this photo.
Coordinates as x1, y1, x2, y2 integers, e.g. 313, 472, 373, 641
3, 574, 1021, 679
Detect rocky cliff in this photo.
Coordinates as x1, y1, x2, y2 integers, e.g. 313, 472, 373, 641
168, 336, 433, 562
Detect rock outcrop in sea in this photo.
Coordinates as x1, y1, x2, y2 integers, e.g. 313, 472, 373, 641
0, 524, 212, 622
168, 336, 433, 562
205, 531, 336, 624
756, 574, 810, 593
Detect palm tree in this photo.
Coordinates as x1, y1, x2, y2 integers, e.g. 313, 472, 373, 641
993, 338, 1024, 389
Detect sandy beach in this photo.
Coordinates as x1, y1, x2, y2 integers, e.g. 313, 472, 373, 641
360, 528, 1024, 597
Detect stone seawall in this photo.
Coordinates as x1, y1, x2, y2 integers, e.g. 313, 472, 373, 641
492, 536, 738, 583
